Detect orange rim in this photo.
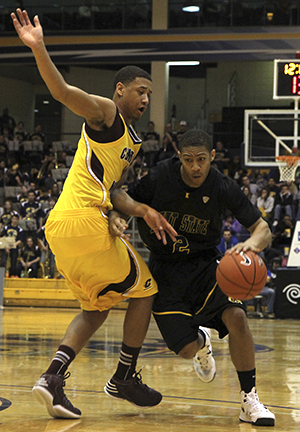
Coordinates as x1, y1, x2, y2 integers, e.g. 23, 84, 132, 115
276, 155, 300, 166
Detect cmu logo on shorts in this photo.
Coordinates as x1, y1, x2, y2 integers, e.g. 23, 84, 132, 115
144, 278, 152, 290
228, 297, 243, 305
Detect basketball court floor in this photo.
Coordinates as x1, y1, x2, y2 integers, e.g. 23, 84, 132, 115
0, 306, 299, 432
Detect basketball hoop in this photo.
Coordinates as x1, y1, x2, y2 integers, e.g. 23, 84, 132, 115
275, 155, 300, 182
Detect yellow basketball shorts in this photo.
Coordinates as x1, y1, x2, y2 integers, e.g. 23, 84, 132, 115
45, 208, 157, 311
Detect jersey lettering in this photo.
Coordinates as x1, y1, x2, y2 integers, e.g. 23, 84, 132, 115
161, 211, 180, 227
120, 147, 135, 164
179, 214, 210, 235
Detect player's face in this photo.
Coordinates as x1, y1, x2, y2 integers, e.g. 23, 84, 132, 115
178, 146, 215, 188
117, 77, 152, 123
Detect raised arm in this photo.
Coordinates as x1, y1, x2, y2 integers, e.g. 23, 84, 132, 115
11, 9, 116, 129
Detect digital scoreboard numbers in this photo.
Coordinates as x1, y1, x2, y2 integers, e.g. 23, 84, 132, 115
273, 59, 300, 99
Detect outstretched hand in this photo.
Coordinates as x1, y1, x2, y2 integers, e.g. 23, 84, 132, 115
143, 207, 177, 245
11, 9, 44, 49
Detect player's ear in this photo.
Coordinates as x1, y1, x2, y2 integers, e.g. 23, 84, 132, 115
210, 149, 216, 162
116, 82, 125, 98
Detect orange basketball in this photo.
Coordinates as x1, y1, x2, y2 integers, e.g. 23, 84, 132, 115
216, 251, 267, 300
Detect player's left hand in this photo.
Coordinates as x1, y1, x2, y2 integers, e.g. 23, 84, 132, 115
143, 207, 177, 245
108, 210, 129, 238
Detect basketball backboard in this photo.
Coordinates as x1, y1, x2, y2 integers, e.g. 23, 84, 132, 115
244, 109, 300, 167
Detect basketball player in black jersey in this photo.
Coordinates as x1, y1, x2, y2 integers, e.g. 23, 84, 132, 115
110, 129, 275, 427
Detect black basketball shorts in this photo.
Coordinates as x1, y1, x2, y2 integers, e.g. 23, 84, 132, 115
150, 252, 247, 354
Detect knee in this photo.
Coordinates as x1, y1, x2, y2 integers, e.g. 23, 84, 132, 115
178, 340, 198, 360
222, 307, 248, 333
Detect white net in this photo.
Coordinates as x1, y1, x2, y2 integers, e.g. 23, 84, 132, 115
276, 157, 300, 182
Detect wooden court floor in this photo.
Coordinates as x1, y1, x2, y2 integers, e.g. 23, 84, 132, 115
0, 307, 299, 432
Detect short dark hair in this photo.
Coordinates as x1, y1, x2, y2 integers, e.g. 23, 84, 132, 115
178, 129, 212, 152
113, 66, 152, 89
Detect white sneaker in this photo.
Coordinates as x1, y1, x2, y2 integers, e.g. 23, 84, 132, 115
239, 387, 275, 426
193, 327, 216, 383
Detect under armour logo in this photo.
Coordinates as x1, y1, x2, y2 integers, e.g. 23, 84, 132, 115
185, 193, 190, 199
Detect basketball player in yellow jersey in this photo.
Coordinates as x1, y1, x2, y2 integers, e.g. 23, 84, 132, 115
12, 8, 177, 419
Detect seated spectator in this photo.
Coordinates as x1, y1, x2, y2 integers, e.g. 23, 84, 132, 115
267, 177, 280, 199
241, 175, 259, 203
0, 159, 9, 187
222, 211, 242, 237
158, 123, 178, 161
0, 108, 16, 136
256, 187, 274, 224
272, 214, 295, 253
14, 121, 28, 141
29, 124, 45, 142
0, 135, 9, 162
6, 164, 22, 187
217, 228, 239, 255
16, 184, 29, 205
142, 121, 160, 168
37, 226, 55, 279
242, 185, 256, 205
273, 183, 293, 226
0, 200, 15, 230
20, 190, 44, 240
227, 154, 247, 186
214, 140, 231, 173
1, 212, 24, 277
16, 236, 41, 278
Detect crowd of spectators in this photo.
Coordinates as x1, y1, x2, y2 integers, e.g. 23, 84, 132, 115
0, 108, 72, 279
0, 110, 299, 292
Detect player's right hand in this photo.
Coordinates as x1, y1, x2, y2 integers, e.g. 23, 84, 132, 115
11, 9, 44, 49
143, 207, 177, 245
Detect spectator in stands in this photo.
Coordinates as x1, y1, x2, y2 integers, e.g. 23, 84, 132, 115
29, 124, 45, 142
273, 183, 293, 226
37, 226, 55, 279
272, 214, 295, 253
14, 121, 28, 141
242, 185, 256, 205
0, 159, 8, 187
16, 184, 28, 205
1, 212, 24, 277
227, 154, 247, 186
2, 126, 14, 142
6, 164, 22, 187
158, 122, 178, 161
176, 120, 188, 142
50, 182, 60, 200
256, 187, 274, 224
214, 140, 231, 173
222, 211, 242, 237
0, 201, 15, 229
0, 108, 16, 135
217, 228, 239, 255
16, 236, 41, 278
142, 121, 160, 168
20, 190, 44, 239
267, 177, 280, 199
241, 175, 259, 203
0, 135, 9, 162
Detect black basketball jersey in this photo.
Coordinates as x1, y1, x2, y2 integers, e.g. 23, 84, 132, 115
129, 158, 261, 259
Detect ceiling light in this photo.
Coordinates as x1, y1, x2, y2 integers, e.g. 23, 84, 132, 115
167, 61, 200, 66
182, 1, 200, 12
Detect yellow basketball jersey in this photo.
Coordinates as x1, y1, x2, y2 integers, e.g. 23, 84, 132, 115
55, 111, 141, 213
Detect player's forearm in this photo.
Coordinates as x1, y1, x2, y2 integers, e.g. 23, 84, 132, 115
246, 218, 272, 251
111, 188, 150, 219
32, 44, 68, 103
